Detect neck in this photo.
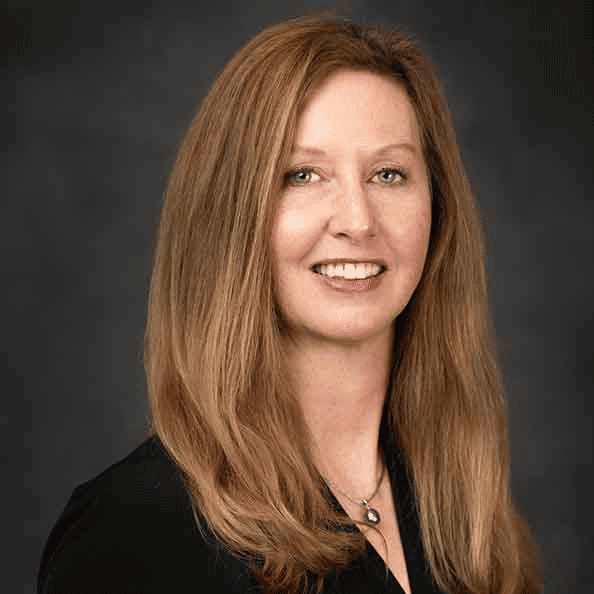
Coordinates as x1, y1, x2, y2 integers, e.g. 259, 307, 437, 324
285, 327, 394, 495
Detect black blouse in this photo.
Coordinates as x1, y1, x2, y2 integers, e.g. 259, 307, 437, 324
37, 433, 446, 593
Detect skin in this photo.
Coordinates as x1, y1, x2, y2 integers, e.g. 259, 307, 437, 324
271, 69, 432, 495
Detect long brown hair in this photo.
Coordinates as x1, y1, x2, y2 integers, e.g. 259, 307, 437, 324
144, 15, 542, 594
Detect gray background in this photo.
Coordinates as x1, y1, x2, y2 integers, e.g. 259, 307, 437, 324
4, 1, 592, 592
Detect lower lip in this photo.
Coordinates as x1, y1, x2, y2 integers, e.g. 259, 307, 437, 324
312, 269, 386, 293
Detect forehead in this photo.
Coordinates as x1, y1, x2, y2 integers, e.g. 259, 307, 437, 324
292, 70, 422, 152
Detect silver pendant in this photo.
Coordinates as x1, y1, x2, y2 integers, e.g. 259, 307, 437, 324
362, 500, 381, 525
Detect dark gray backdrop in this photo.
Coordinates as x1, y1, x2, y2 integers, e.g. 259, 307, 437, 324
5, 1, 592, 593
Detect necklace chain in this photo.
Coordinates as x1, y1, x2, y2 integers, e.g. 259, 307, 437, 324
322, 458, 386, 526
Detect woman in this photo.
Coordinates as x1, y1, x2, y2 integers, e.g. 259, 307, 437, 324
37, 15, 542, 594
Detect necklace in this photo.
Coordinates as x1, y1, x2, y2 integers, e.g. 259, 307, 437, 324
322, 459, 386, 526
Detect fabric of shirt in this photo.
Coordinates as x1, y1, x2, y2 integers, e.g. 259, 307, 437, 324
37, 432, 447, 594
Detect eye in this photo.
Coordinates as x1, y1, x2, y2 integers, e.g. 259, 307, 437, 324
373, 168, 406, 185
284, 167, 320, 186
284, 166, 407, 187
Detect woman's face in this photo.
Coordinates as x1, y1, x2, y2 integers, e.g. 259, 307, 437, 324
272, 69, 432, 346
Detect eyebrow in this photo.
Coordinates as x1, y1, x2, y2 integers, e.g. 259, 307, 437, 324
291, 142, 419, 158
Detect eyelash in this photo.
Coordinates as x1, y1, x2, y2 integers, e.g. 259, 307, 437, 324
284, 166, 408, 187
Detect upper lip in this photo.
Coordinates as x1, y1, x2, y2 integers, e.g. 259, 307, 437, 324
311, 258, 387, 269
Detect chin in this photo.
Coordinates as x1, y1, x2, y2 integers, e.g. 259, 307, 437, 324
302, 317, 395, 345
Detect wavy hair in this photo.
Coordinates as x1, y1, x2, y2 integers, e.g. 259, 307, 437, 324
144, 15, 542, 594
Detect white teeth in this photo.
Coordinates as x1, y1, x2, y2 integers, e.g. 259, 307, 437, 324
315, 263, 382, 279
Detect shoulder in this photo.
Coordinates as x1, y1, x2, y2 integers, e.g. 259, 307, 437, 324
37, 437, 262, 593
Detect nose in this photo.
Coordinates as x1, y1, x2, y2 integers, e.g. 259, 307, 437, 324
327, 176, 376, 241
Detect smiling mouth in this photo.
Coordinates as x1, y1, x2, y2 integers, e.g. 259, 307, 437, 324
311, 262, 386, 280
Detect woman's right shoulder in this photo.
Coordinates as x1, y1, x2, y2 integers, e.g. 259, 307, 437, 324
37, 436, 263, 593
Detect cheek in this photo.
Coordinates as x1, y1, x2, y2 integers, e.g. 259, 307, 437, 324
411, 213, 432, 262
272, 208, 321, 264
390, 201, 431, 262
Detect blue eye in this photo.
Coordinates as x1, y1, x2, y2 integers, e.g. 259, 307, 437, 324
375, 168, 406, 184
285, 167, 318, 185
284, 167, 407, 187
